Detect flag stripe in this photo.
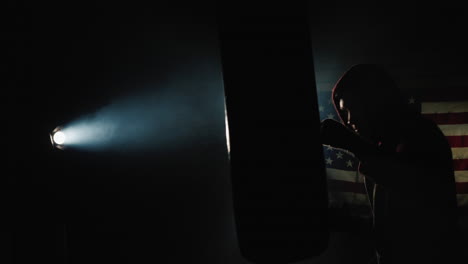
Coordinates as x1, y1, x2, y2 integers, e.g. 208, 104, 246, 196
458, 194, 468, 208
328, 174, 468, 194
456, 182, 468, 194
421, 101, 468, 114
422, 112, 468, 125
454, 159, 468, 171
446, 136, 468, 148
328, 192, 369, 206
438, 124, 468, 136
326, 168, 363, 182
455, 171, 468, 182
327, 179, 366, 194
452, 148, 468, 160
327, 170, 468, 183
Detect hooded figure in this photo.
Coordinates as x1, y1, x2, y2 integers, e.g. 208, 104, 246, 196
321, 64, 458, 264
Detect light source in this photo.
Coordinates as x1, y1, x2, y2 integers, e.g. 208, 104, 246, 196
50, 126, 66, 150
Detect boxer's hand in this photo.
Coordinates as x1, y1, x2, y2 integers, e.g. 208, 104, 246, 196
320, 119, 363, 153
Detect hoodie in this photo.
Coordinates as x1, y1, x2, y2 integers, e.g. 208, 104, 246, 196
331, 64, 458, 264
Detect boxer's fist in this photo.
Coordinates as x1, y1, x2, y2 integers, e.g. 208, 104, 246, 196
320, 119, 362, 154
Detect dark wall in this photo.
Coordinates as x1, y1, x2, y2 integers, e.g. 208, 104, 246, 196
7, 1, 247, 264
311, 3, 468, 96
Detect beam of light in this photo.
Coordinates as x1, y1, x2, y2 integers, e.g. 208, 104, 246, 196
51, 66, 227, 153
224, 102, 231, 157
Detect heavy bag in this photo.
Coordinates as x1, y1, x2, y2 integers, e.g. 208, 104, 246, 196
218, 2, 329, 263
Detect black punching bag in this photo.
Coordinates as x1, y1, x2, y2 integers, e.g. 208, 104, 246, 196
217, 2, 329, 263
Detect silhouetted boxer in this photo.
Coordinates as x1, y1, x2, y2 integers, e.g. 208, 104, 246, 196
321, 64, 457, 264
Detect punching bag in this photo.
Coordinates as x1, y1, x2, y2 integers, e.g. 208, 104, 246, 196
217, 2, 329, 263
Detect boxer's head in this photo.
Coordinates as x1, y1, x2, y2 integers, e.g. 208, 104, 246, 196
332, 64, 408, 143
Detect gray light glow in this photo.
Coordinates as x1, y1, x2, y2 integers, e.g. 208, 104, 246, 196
56, 66, 226, 153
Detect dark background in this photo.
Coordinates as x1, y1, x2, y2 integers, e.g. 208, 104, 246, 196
7, 1, 468, 264
7, 1, 238, 263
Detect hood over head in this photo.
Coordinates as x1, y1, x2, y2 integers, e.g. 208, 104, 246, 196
331, 64, 410, 143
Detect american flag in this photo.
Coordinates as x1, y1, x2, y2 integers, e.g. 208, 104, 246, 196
317, 91, 370, 218
317, 90, 468, 216
419, 93, 468, 211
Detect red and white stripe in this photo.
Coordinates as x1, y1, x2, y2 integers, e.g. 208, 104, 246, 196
421, 99, 468, 207
326, 168, 368, 208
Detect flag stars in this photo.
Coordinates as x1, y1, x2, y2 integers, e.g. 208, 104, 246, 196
408, 97, 415, 104
319, 105, 325, 112
326, 145, 334, 151
326, 157, 333, 165
327, 113, 335, 119
346, 160, 353, 168
336, 152, 344, 159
